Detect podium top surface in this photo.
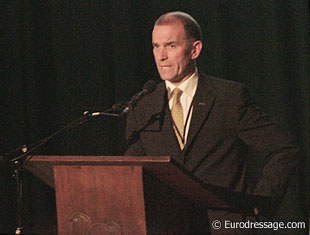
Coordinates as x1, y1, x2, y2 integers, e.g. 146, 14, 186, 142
26, 155, 173, 165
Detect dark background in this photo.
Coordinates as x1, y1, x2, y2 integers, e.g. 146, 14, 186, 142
1, 1, 308, 234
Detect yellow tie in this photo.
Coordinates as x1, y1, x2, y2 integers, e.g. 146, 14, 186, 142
171, 88, 184, 149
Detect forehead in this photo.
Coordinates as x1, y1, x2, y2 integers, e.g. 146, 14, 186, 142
152, 23, 186, 42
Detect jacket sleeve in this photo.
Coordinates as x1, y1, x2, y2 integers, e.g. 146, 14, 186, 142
236, 85, 300, 212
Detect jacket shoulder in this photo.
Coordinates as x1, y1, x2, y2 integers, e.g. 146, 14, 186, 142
201, 74, 246, 89
199, 74, 249, 98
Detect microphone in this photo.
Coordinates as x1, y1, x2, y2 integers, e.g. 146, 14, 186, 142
121, 80, 157, 115
86, 80, 157, 117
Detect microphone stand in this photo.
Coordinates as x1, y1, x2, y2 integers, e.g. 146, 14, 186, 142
4, 80, 155, 234
3, 109, 121, 235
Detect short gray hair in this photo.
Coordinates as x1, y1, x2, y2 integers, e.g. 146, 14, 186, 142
154, 11, 202, 41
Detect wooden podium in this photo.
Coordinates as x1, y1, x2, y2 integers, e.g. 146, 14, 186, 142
24, 155, 269, 235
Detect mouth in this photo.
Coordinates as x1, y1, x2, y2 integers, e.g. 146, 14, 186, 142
160, 65, 172, 69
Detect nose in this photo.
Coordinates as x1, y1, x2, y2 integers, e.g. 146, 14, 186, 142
157, 47, 168, 61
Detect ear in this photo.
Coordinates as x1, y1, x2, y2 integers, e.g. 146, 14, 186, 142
191, 40, 203, 60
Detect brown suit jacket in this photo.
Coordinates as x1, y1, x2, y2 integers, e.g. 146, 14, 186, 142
125, 74, 299, 216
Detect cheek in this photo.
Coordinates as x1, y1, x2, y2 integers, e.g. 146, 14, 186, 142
178, 56, 190, 68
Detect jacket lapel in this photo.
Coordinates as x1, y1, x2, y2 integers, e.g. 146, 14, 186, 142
183, 75, 215, 153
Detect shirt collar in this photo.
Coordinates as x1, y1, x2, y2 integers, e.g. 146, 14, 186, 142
165, 68, 199, 99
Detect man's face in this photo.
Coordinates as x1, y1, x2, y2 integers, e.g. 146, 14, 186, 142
152, 23, 202, 85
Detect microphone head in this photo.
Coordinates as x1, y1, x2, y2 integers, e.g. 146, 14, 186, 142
143, 80, 157, 94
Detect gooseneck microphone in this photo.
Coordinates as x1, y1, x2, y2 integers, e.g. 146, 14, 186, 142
88, 80, 157, 117
121, 80, 157, 115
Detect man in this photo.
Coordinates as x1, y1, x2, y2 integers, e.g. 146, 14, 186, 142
125, 11, 299, 234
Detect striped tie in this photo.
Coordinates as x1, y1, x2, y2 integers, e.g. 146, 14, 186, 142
171, 88, 184, 149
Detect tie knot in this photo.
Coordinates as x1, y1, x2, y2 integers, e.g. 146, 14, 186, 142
173, 88, 183, 101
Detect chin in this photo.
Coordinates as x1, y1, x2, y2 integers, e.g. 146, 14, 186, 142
161, 77, 176, 82
159, 74, 176, 81
162, 78, 183, 85
159, 75, 172, 81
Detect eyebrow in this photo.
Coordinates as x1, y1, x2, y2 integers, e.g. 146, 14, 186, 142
152, 41, 178, 46
165, 41, 177, 45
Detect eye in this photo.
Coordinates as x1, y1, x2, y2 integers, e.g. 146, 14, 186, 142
169, 44, 177, 48
152, 44, 159, 49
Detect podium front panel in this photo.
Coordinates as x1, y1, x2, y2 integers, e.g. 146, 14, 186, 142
54, 165, 146, 235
